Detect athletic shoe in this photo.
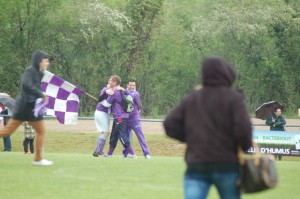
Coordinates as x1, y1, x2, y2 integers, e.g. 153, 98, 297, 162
145, 155, 151, 159
104, 154, 112, 158
24, 152, 31, 155
32, 159, 53, 166
2, 149, 11, 152
93, 152, 103, 157
127, 154, 137, 159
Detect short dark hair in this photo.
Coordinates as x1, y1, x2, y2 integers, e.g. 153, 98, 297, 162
274, 108, 282, 112
127, 80, 136, 84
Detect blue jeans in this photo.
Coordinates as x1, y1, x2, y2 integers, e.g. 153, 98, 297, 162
184, 170, 240, 199
3, 136, 12, 150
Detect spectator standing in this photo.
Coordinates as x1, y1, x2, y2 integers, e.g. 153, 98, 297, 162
164, 56, 253, 199
0, 106, 12, 152
23, 121, 36, 154
266, 108, 286, 160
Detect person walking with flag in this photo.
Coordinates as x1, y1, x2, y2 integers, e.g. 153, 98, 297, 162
0, 50, 53, 166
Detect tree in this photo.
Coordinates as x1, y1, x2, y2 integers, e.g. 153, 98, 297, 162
0, 0, 61, 96
125, 0, 164, 77
187, 0, 298, 113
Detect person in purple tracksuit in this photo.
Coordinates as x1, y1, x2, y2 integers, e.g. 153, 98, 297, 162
92, 82, 114, 157
123, 80, 151, 159
101, 75, 136, 158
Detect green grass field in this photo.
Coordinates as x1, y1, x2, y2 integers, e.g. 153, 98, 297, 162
0, 130, 300, 199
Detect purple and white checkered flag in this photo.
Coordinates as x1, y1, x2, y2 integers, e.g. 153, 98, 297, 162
41, 71, 85, 124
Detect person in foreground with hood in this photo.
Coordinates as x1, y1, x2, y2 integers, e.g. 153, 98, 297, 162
163, 56, 252, 199
0, 50, 53, 166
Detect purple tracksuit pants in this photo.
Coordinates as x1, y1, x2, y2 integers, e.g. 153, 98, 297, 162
124, 120, 150, 156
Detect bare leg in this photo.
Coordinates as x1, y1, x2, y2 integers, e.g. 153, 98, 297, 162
0, 119, 22, 137
28, 121, 45, 161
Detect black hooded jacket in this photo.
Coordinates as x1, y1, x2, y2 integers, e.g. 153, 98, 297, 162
164, 57, 252, 171
12, 50, 49, 121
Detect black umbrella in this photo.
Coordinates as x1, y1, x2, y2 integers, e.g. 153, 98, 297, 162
255, 101, 284, 120
0, 96, 15, 111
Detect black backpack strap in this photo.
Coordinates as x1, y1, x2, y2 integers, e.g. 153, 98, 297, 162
98, 92, 106, 102
121, 90, 126, 98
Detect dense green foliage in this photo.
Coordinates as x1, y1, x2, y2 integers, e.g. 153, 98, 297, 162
0, 0, 299, 116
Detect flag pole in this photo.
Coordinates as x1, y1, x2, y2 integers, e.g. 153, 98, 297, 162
85, 92, 98, 101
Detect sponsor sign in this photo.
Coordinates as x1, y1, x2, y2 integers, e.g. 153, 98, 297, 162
248, 130, 300, 156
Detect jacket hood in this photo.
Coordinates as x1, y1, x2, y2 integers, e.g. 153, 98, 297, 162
201, 56, 236, 87
32, 50, 50, 70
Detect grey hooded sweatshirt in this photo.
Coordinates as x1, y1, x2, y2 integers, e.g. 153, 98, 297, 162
12, 50, 49, 121
164, 57, 252, 172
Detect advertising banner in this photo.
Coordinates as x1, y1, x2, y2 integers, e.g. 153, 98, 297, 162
248, 130, 300, 156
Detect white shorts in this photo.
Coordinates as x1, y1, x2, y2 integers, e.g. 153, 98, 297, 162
94, 110, 110, 132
